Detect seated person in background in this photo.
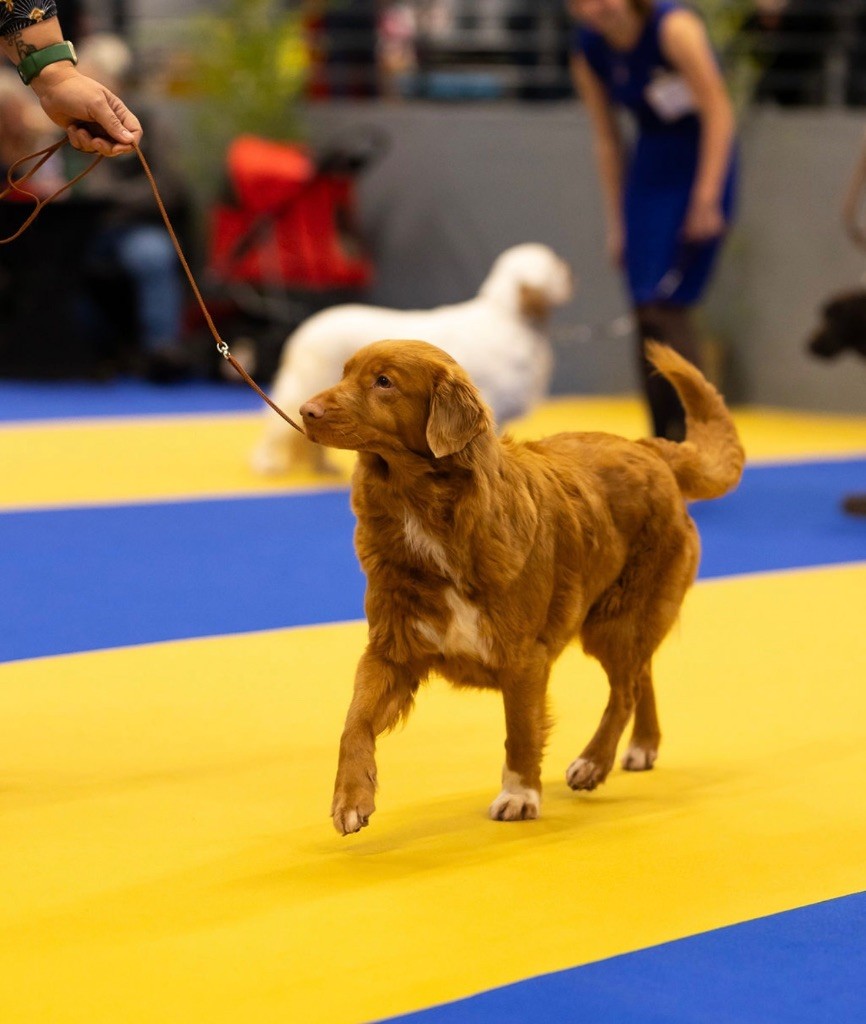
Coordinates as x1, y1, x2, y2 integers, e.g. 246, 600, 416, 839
65, 34, 191, 382
0, 68, 63, 195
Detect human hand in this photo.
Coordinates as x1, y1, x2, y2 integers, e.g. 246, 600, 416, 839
29, 64, 143, 156
682, 197, 726, 243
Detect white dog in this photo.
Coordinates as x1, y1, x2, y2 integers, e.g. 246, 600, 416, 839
251, 243, 574, 474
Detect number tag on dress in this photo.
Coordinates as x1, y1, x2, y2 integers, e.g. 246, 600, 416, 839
644, 72, 697, 121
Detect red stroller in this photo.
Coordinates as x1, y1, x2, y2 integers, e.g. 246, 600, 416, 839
203, 127, 388, 380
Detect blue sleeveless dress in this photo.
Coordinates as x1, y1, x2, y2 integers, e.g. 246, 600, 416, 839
572, 1, 737, 306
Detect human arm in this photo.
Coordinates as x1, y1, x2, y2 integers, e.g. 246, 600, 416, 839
570, 53, 627, 266
0, 15, 142, 156
660, 9, 735, 242
842, 132, 866, 252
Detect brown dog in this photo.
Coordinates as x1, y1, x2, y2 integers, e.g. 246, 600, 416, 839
300, 340, 744, 835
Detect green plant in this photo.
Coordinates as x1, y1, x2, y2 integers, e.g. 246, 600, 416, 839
180, 0, 309, 195
694, 0, 760, 112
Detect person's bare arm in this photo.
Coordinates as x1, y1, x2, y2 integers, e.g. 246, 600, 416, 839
660, 9, 735, 242
1, 18, 142, 155
842, 132, 866, 252
571, 53, 627, 266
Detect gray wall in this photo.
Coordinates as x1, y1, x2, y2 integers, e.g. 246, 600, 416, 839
303, 101, 866, 413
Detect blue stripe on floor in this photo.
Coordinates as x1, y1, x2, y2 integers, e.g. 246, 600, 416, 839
0, 492, 365, 663
378, 890, 866, 1024
692, 457, 866, 579
0, 378, 263, 421
1, 458, 864, 663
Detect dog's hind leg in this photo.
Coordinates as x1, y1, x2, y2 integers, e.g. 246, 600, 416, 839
621, 665, 661, 771
565, 643, 643, 792
568, 527, 696, 791
331, 649, 420, 836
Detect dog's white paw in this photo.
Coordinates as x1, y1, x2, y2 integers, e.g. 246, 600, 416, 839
489, 769, 541, 821
621, 745, 658, 772
565, 757, 606, 791
331, 792, 375, 836
489, 788, 540, 822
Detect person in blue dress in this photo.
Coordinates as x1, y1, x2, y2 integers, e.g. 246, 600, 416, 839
569, 0, 737, 440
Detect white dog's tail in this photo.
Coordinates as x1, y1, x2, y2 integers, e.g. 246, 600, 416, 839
640, 342, 745, 501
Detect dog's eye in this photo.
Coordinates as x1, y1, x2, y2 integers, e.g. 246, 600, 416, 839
374, 375, 393, 389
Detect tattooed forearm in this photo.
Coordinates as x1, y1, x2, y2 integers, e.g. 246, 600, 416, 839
1, 6, 60, 55
9, 29, 37, 59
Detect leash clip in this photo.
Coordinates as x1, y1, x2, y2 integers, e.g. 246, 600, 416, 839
216, 341, 230, 360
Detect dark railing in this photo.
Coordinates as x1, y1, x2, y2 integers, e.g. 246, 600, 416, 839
122, 1, 866, 107
300, 0, 866, 106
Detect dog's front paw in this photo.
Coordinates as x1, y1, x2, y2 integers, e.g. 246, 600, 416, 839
489, 787, 540, 822
331, 787, 375, 836
565, 757, 609, 791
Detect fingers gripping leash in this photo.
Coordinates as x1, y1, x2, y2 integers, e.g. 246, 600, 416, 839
0, 138, 304, 436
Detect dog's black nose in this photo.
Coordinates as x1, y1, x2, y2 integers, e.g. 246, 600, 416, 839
300, 400, 326, 421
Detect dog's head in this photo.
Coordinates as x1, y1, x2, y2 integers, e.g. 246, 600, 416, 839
807, 290, 866, 359
300, 340, 494, 460
479, 243, 575, 323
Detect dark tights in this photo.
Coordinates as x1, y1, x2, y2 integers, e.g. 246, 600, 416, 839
634, 302, 702, 442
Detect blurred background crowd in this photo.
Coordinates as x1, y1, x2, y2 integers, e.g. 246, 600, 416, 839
1, 1, 865, 413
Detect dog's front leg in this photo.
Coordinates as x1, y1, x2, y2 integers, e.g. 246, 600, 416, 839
490, 656, 551, 822
332, 648, 419, 836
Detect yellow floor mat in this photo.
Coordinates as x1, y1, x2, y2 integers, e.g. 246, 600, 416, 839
2, 565, 864, 1023
2, 398, 865, 511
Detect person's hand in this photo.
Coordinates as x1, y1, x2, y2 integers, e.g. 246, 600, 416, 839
29, 63, 142, 156
682, 197, 726, 243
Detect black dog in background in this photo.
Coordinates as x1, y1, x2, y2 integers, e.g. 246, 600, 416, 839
807, 290, 866, 359
806, 289, 866, 515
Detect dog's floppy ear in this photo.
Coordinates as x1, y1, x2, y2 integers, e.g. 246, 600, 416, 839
426, 371, 488, 458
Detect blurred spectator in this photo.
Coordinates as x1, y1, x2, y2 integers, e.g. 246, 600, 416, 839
0, 68, 63, 197
378, 2, 418, 98
570, 0, 737, 441
745, 0, 832, 106
65, 33, 191, 381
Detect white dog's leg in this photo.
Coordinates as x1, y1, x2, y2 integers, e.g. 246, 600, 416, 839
250, 416, 299, 475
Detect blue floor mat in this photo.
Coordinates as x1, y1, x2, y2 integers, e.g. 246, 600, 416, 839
381, 890, 866, 1024
0, 378, 262, 421
2, 459, 864, 663
693, 457, 866, 577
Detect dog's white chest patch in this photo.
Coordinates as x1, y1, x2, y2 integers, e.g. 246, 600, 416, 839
413, 588, 493, 663
403, 512, 452, 577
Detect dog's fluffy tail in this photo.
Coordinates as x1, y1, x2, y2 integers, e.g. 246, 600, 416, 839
640, 342, 745, 501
